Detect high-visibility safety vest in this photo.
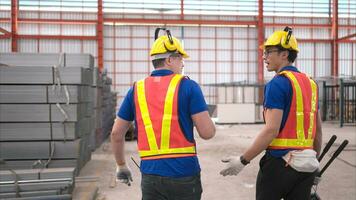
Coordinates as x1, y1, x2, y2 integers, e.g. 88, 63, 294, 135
134, 74, 196, 160
267, 70, 318, 149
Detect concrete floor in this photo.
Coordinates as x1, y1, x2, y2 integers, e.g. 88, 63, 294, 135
77, 122, 356, 200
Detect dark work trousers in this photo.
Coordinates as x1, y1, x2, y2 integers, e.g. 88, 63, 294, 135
141, 173, 202, 200
256, 153, 317, 200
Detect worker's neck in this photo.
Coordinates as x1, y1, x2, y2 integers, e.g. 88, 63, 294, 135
276, 61, 293, 73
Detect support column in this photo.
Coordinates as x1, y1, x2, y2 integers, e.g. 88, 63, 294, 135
257, 0, 264, 104
331, 0, 338, 77
11, 0, 18, 52
97, 0, 104, 72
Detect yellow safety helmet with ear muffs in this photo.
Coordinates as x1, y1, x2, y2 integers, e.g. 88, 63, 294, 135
150, 28, 189, 60
262, 26, 299, 52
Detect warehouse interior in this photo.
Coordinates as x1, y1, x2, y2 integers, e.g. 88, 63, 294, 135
0, 0, 355, 200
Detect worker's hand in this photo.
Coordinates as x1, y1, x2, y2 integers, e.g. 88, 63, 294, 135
220, 156, 245, 176
314, 176, 321, 185
116, 164, 133, 186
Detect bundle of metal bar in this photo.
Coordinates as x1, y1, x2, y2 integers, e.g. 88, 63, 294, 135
0, 53, 116, 177
0, 168, 75, 199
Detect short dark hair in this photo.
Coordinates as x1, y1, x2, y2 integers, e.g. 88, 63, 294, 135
152, 58, 166, 68
275, 45, 298, 63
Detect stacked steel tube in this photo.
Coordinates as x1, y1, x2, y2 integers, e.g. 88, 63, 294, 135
0, 53, 116, 175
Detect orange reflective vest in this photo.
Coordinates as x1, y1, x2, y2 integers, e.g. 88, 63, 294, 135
267, 70, 318, 149
134, 74, 196, 160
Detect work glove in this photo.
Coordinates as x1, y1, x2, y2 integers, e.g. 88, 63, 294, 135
116, 164, 133, 186
220, 156, 246, 176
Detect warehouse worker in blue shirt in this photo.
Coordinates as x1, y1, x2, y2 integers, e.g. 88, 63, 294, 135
111, 28, 216, 200
220, 27, 323, 200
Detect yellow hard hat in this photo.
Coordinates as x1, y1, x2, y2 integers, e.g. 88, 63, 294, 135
150, 29, 189, 60
262, 27, 299, 52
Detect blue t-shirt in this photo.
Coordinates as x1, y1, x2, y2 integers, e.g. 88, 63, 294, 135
264, 66, 297, 158
117, 69, 208, 177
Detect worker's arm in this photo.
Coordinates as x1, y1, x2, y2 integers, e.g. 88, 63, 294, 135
313, 112, 323, 157
220, 108, 282, 176
192, 111, 216, 140
111, 117, 131, 166
242, 108, 283, 162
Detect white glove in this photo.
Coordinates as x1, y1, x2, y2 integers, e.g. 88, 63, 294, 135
116, 164, 133, 186
220, 156, 246, 176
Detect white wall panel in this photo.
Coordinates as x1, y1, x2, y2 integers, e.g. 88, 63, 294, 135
217, 28, 232, 37
115, 26, 130, 37
234, 51, 248, 62
184, 38, 199, 49
200, 51, 215, 61
132, 50, 148, 60
115, 50, 130, 61
115, 62, 131, 73
132, 73, 147, 82
0, 11, 10, 18
39, 40, 60, 53
103, 50, 113, 61
217, 39, 230, 50
200, 74, 216, 84
40, 24, 60, 35
217, 50, 231, 61
131, 26, 149, 37
233, 39, 248, 50
201, 38, 215, 49
315, 60, 331, 77
185, 51, 198, 61
216, 74, 230, 83
62, 40, 81, 53
19, 11, 38, 19
184, 62, 199, 73
0, 22, 10, 32
104, 25, 113, 37
200, 62, 215, 73
132, 61, 148, 73
200, 27, 215, 37
18, 39, 37, 52
217, 63, 232, 73
132, 38, 149, 49
313, 28, 330, 39
294, 28, 311, 39
18, 24, 38, 34
40, 12, 60, 19
115, 38, 130, 48
234, 27, 248, 38
83, 41, 97, 59
0, 39, 11, 52
104, 38, 114, 48
298, 60, 314, 77
83, 25, 96, 36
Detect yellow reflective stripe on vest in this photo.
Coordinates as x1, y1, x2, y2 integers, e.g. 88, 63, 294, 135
137, 79, 158, 151
308, 79, 317, 139
160, 74, 183, 150
281, 71, 305, 141
139, 146, 196, 157
137, 75, 195, 157
269, 138, 314, 148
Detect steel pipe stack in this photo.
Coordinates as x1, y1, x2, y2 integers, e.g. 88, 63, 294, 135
0, 53, 115, 177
